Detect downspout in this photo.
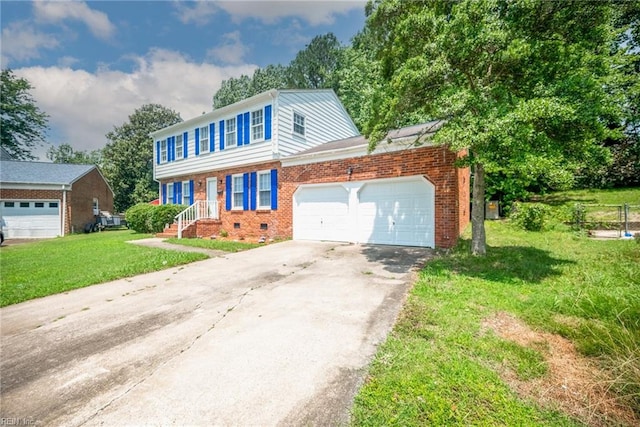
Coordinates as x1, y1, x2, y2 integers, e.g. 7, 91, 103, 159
271, 91, 279, 158
61, 184, 68, 236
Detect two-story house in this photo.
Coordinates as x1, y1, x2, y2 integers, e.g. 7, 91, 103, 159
152, 89, 469, 248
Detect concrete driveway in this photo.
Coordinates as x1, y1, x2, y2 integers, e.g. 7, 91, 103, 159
0, 240, 431, 426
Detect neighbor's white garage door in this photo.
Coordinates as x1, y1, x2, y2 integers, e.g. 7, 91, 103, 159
293, 176, 435, 247
0, 200, 61, 238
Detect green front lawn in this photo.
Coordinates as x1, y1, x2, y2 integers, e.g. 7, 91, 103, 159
0, 231, 208, 307
352, 204, 640, 425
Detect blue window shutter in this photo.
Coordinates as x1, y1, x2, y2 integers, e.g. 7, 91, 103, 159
170, 136, 176, 161
209, 123, 215, 152
243, 112, 250, 144
242, 173, 249, 210
162, 183, 167, 204
265, 105, 272, 140
172, 182, 177, 204
183, 131, 188, 158
270, 169, 278, 210
195, 128, 200, 155
167, 138, 172, 162
156, 141, 160, 164
237, 114, 244, 145
225, 175, 232, 210
189, 180, 194, 205
219, 120, 225, 150
250, 172, 257, 210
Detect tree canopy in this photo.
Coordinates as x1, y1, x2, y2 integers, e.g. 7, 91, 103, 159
0, 69, 49, 160
363, 0, 631, 255
102, 104, 182, 212
46, 143, 102, 166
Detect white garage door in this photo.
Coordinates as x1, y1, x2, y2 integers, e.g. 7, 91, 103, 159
358, 179, 434, 247
293, 185, 350, 243
0, 200, 61, 238
293, 176, 435, 247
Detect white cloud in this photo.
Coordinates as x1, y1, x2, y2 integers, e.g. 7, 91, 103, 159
0, 21, 60, 66
173, 0, 220, 26
176, 0, 366, 26
207, 31, 249, 65
14, 50, 258, 156
33, 0, 116, 40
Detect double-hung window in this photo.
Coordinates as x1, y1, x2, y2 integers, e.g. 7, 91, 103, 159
258, 171, 271, 209
226, 118, 236, 147
160, 139, 168, 162
232, 174, 244, 209
251, 109, 263, 141
199, 126, 209, 153
167, 183, 174, 204
293, 112, 305, 136
182, 181, 190, 205
175, 134, 183, 159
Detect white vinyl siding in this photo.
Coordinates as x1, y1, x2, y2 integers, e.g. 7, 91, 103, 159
152, 90, 358, 180
277, 91, 359, 156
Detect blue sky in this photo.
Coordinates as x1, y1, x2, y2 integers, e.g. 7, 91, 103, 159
1, 0, 367, 158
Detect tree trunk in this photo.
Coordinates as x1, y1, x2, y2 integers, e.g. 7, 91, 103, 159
471, 161, 487, 256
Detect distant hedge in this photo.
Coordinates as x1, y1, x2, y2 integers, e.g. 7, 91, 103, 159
125, 203, 186, 233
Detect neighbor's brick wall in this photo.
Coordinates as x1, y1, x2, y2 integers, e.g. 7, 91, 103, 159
280, 145, 470, 248
0, 188, 68, 233
69, 168, 114, 233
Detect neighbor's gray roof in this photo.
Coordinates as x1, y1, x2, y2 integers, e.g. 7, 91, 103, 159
295, 120, 444, 156
0, 160, 96, 185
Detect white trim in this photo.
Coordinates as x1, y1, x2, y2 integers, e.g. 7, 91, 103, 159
256, 170, 272, 210
231, 173, 244, 210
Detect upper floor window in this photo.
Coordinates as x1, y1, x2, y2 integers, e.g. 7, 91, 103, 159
232, 174, 244, 209
226, 118, 237, 148
200, 126, 209, 153
293, 112, 305, 136
175, 134, 183, 159
258, 171, 271, 209
160, 139, 168, 162
251, 109, 264, 141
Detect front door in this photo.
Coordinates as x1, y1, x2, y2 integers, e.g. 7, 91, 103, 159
206, 178, 217, 217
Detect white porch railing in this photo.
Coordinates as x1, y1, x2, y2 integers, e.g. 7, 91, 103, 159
175, 200, 219, 239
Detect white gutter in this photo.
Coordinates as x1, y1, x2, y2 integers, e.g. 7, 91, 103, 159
61, 184, 68, 236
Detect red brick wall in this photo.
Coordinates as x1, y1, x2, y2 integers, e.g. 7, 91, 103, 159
158, 146, 470, 247
0, 169, 114, 235
163, 161, 283, 241
69, 169, 114, 233
280, 145, 469, 248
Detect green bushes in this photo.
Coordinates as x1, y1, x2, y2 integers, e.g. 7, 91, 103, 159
125, 203, 186, 233
510, 202, 551, 231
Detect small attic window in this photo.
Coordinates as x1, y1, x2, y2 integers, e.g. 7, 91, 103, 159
293, 112, 305, 136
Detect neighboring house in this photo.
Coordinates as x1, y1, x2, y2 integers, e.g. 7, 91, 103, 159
152, 89, 469, 248
0, 161, 114, 238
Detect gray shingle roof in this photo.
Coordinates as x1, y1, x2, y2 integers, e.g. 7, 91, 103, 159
293, 120, 444, 156
0, 160, 96, 185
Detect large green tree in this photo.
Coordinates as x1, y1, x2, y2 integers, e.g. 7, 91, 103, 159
0, 69, 49, 160
102, 104, 182, 211
46, 143, 102, 166
213, 65, 289, 109
364, 0, 626, 255
287, 33, 345, 90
